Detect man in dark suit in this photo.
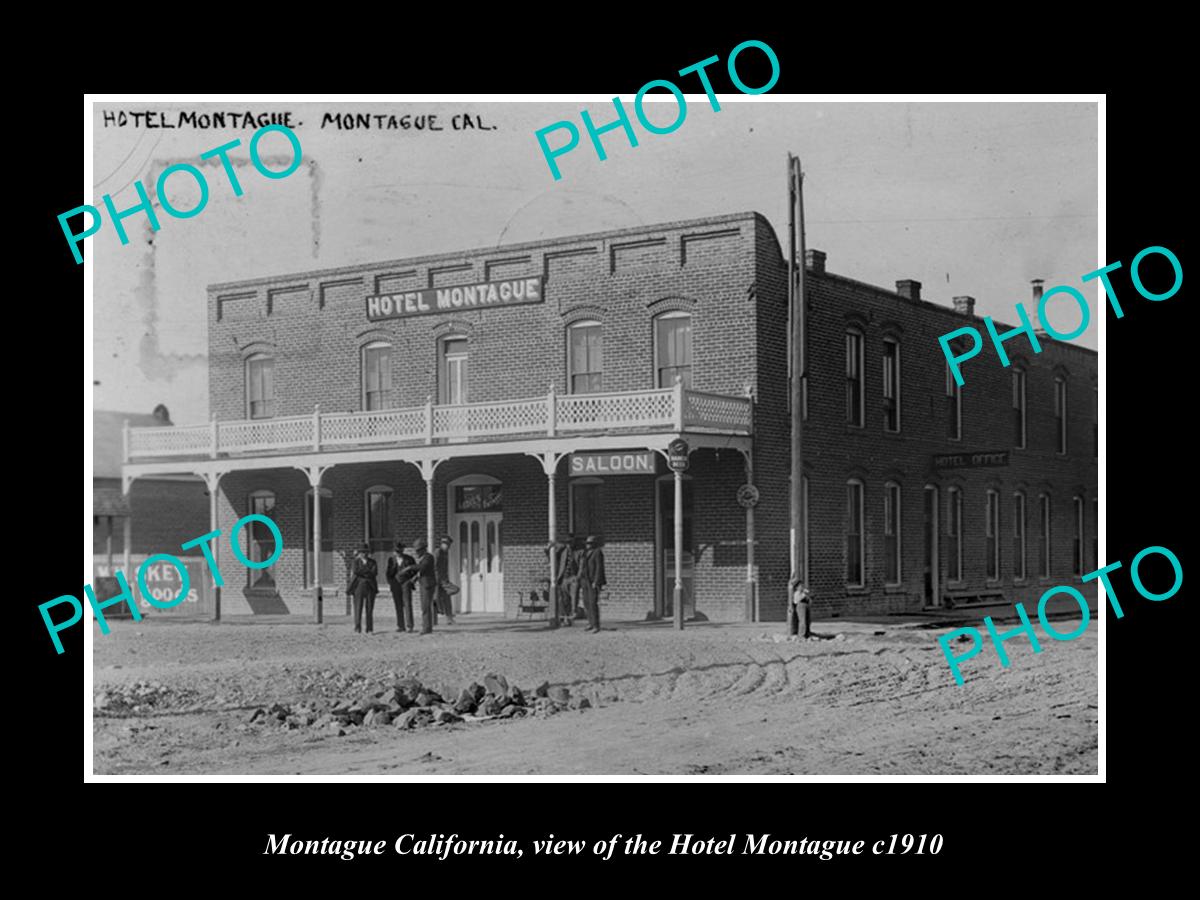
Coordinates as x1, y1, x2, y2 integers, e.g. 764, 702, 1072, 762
434, 534, 457, 625
552, 535, 573, 626
565, 533, 586, 622
581, 535, 607, 633
349, 543, 379, 634
386, 540, 416, 633
401, 537, 438, 635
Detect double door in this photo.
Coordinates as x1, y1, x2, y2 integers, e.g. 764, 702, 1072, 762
452, 512, 503, 613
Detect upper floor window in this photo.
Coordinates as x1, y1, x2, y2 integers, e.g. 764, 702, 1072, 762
846, 329, 864, 427
568, 321, 604, 394
654, 312, 692, 389
246, 354, 275, 419
946, 362, 961, 441
1012, 368, 1027, 449
1055, 376, 1068, 454
440, 337, 469, 405
362, 341, 393, 411
882, 338, 901, 432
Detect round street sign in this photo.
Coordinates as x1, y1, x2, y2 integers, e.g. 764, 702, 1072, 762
667, 438, 690, 472
737, 484, 760, 508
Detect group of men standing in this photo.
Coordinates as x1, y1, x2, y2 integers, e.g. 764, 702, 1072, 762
345, 535, 457, 635
549, 534, 607, 633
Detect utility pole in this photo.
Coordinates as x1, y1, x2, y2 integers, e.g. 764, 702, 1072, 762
788, 154, 811, 638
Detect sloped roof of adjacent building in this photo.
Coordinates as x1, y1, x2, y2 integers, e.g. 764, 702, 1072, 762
94, 410, 165, 479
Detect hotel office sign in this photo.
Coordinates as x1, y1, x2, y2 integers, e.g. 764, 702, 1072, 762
366, 276, 543, 321
932, 450, 1010, 469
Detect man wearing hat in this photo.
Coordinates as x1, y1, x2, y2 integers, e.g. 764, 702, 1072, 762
348, 543, 379, 634
401, 537, 438, 634
434, 534, 457, 625
386, 540, 416, 633
565, 533, 586, 623
580, 535, 607, 633
552, 534, 574, 626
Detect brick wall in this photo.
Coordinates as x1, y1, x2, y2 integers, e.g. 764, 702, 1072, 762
198, 212, 1097, 622
207, 214, 764, 419
204, 214, 774, 622
800, 267, 1098, 618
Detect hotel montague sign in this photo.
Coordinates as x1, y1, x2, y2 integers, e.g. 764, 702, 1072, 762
366, 276, 543, 321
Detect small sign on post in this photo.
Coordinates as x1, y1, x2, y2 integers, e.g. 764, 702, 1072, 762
667, 438, 690, 472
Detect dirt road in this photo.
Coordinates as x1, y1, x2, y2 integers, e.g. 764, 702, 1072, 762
91, 616, 1098, 775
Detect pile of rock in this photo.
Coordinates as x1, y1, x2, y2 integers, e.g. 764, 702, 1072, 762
243, 673, 594, 737
94, 680, 199, 715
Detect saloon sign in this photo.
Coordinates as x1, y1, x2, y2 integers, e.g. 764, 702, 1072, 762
366, 277, 543, 321
569, 451, 657, 476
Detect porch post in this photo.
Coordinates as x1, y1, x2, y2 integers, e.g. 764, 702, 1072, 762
420, 459, 439, 549
673, 467, 684, 631
204, 471, 224, 622
308, 468, 326, 624
122, 514, 132, 582
546, 455, 560, 630
744, 388, 756, 622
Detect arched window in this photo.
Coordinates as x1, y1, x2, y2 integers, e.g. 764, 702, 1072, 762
654, 311, 692, 389
362, 341, 393, 411
846, 328, 865, 427
439, 335, 469, 405
1073, 495, 1085, 576
882, 338, 901, 432
1013, 492, 1027, 581
985, 489, 1000, 581
567, 320, 603, 394
1055, 376, 1068, 454
247, 490, 277, 588
947, 487, 963, 583
846, 479, 865, 586
1012, 367, 1027, 449
946, 361, 962, 441
1038, 493, 1052, 578
364, 485, 393, 562
245, 353, 275, 419
884, 481, 902, 584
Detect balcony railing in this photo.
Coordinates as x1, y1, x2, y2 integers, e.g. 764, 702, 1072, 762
125, 384, 752, 462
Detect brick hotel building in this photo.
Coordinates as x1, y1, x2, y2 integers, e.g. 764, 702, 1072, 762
122, 212, 1098, 621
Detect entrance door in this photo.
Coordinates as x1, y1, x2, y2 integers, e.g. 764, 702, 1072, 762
447, 476, 504, 613
453, 514, 503, 613
656, 476, 694, 619
923, 485, 941, 608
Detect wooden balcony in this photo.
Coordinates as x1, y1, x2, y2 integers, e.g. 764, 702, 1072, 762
124, 384, 753, 462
